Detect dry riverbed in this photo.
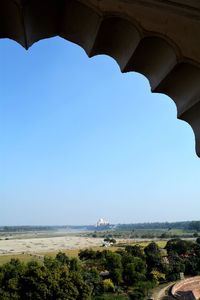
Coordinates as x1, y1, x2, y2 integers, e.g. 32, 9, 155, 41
0, 236, 106, 255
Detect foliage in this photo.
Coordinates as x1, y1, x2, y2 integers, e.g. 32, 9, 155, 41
144, 242, 164, 274
165, 239, 193, 255
124, 245, 144, 259
188, 221, 200, 231
196, 237, 200, 244
150, 270, 166, 284
116, 221, 200, 231
128, 289, 144, 300
0, 238, 200, 299
0, 255, 90, 300
93, 294, 128, 300
102, 279, 115, 292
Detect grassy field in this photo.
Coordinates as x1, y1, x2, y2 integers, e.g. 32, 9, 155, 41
0, 246, 120, 265
116, 240, 167, 249
0, 253, 42, 265
131, 240, 167, 248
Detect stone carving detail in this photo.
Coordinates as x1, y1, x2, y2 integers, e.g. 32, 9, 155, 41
1, 0, 200, 155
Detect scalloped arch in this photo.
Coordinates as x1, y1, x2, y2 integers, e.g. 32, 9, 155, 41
1, 0, 200, 156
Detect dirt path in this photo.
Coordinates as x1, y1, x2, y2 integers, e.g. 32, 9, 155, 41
152, 282, 175, 300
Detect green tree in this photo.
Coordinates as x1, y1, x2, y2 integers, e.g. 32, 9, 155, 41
165, 239, 193, 255
56, 252, 70, 266
144, 242, 163, 273
110, 268, 123, 286
82, 267, 102, 296
123, 257, 146, 286
79, 249, 97, 261
125, 245, 144, 259
128, 288, 145, 300
166, 253, 185, 281
196, 237, 200, 245
105, 252, 122, 270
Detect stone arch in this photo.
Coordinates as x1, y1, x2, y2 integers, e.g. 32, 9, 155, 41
1, 0, 200, 156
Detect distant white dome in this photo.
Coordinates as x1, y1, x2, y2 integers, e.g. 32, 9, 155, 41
96, 218, 109, 227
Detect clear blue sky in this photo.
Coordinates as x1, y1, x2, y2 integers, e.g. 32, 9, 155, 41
0, 37, 199, 225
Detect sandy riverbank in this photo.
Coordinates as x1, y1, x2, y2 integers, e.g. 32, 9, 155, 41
0, 236, 106, 255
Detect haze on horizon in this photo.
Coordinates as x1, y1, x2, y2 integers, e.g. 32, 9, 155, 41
0, 37, 200, 226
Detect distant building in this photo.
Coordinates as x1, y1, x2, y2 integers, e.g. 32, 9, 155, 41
96, 218, 109, 227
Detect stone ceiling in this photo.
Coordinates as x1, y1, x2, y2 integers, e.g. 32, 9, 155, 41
1, 0, 200, 155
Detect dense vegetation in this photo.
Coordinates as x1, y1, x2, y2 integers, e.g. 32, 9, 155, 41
116, 221, 200, 231
0, 238, 200, 299
86, 221, 200, 239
